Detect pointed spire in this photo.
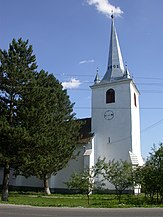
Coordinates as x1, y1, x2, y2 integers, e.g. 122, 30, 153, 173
94, 68, 100, 84
102, 14, 126, 82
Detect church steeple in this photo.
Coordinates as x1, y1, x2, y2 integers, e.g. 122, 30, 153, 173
102, 15, 127, 82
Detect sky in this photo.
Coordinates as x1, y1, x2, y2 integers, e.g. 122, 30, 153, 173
1, 0, 163, 159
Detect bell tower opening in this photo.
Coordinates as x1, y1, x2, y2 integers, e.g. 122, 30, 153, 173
106, 89, 115, 104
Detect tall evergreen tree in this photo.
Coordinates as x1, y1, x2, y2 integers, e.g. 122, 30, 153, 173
16, 70, 80, 194
0, 38, 80, 197
0, 38, 37, 201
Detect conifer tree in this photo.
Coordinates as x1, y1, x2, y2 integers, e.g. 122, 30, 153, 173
17, 70, 80, 194
0, 38, 79, 198
0, 38, 37, 201
0, 38, 80, 198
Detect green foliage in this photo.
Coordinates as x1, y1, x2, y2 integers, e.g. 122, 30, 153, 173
135, 143, 163, 204
108, 160, 133, 193
67, 158, 134, 204
65, 169, 95, 204
95, 158, 134, 202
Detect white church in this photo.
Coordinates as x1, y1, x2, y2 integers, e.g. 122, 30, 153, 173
0, 16, 143, 192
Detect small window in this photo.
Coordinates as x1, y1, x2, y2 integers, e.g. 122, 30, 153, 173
106, 89, 115, 104
134, 93, 137, 107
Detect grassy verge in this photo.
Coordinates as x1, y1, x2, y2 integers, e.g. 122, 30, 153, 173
0, 192, 163, 208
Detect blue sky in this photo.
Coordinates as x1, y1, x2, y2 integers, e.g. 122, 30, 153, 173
1, 0, 163, 159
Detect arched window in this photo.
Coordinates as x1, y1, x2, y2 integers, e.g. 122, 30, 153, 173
106, 89, 115, 104
134, 93, 137, 107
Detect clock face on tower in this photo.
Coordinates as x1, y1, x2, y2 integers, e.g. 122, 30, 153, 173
104, 110, 114, 120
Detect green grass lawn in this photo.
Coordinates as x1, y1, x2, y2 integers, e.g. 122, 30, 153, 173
0, 192, 163, 208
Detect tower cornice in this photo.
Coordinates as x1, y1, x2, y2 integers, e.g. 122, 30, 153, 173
90, 78, 140, 95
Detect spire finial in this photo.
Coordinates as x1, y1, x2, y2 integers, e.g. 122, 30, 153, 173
111, 10, 114, 19
94, 68, 100, 84
125, 61, 128, 68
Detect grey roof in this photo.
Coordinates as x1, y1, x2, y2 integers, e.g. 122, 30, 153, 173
102, 16, 126, 82
78, 118, 93, 144
84, 149, 92, 156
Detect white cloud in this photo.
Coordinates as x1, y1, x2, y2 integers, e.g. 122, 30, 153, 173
86, 0, 123, 17
79, 59, 95, 64
62, 78, 81, 89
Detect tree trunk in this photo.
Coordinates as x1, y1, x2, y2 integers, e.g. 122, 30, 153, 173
1, 163, 10, 201
87, 194, 90, 205
44, 175, 51, 195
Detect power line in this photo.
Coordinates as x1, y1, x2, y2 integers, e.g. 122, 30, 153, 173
134, 76, 163, 80
54, 73, 163, 80
73, 107, 163, 111
141, 90, 163, 93
1, 86, 163, 95
137, 83, 163, 86
141, 118, 163, 133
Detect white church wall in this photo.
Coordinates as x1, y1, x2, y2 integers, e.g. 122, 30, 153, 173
130, 82, 144, 165
90, 137, 95, 169
14, 175, 44, 188
50, 144, 84, 189
0, 168, 43, 188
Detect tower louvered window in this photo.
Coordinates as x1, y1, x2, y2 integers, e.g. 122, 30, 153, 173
106, 89, 115, 103
134, 93, 137, 107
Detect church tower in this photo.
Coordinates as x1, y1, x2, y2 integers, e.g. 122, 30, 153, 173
91, 15, 143, 168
